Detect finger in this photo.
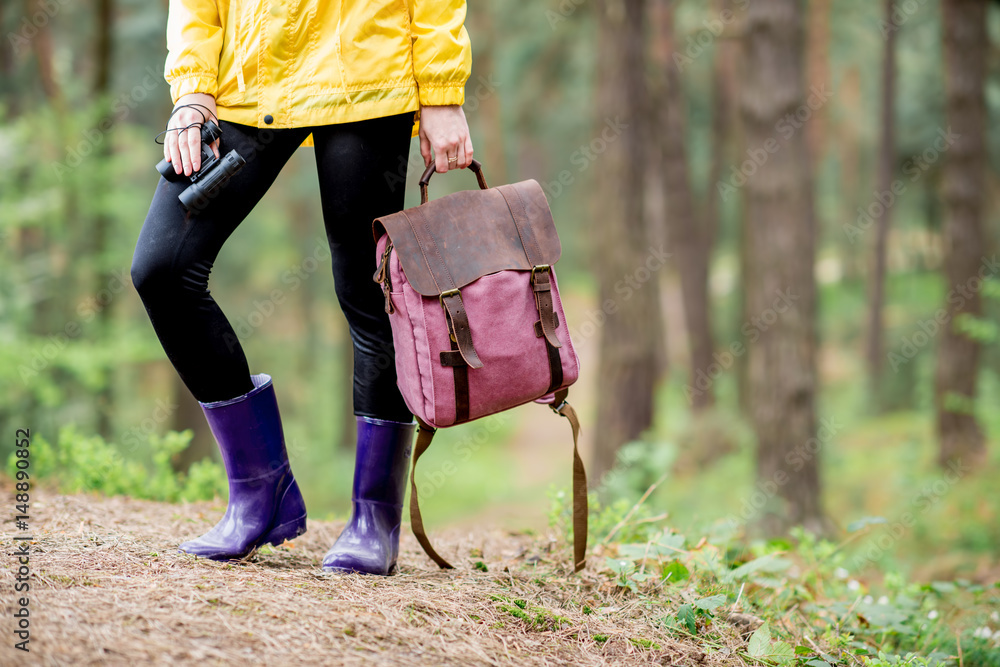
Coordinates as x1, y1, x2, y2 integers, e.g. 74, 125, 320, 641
420, 133, 432, 167
167, 131, 183, 175
211, 139, 220, 160
177, 129, 193, 177
434, 142, 450, 174
454, 141, 466, 171
187, 123, 203, 173
464, 136, 474, 169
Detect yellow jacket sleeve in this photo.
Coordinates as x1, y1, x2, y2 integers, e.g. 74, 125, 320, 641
407, 0, 472, 106
164, 0, 224, 104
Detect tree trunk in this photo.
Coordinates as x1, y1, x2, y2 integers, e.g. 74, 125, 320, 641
652, 0, 715, 411
805, 0, 830, 171
865, 0, 897, 408
838, 66, 864, 282
935, 0, 987, 468
591, 0, 663, 482
741, 0, 825, 535
92, 0, 115, 439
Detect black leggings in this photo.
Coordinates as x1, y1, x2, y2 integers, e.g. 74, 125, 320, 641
130, 112, 414, 421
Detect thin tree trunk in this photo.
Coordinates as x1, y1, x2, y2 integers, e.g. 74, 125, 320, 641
653, 0, 714, 411
591, 0, 662, 482
741, 0, 825, 535
935, 0, 987, 468
838, 66, 863, 281
805, 0, 830, 171
92, 0, 115, 438
30, 0, 61, 106
866, 0, 897, 408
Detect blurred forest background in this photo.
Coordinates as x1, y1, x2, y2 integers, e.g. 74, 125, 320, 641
2, 0, 999, 586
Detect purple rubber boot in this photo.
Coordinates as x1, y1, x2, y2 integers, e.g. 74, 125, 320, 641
322, 416, 416, 575
178, 373, 307, 560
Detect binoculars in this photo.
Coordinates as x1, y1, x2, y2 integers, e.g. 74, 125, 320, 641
155, 120, 246, 210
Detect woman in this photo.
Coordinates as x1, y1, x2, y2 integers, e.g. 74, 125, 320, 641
130, 0, 474, 575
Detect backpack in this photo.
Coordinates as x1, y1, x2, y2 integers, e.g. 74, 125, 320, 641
372, 160, 588, 571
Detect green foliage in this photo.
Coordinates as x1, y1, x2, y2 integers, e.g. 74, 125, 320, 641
6, 425, 225, 503
747, 623, 794, 665
548, 491, 1000, 666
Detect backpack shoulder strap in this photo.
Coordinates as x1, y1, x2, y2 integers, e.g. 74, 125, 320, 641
408, 419, 454, 569
408, 389, 589, 573
551, 389, 588, 573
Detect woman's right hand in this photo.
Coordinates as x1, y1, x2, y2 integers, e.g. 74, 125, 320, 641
164, 92, 220, 177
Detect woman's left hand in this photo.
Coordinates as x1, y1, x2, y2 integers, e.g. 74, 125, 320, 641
419, 104, 474, 173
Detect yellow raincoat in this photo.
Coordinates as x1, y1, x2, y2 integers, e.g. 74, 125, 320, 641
164, 0, 472, 141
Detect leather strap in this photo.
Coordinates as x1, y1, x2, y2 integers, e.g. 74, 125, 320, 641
550, 389, 588, 573
402, 206, 483, 369
542, 333, 564, 395
408, 391, 588, 573
530, 268, 562, 349
497, 184, 544, 266
497, 186, 562, 350
440, 335, 470, 423
408, 420, 454, 569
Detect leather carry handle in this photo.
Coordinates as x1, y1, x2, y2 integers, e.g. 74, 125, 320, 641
419, 159, 489, 205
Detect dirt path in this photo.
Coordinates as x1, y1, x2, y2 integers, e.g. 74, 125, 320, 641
0, 484, 741, 666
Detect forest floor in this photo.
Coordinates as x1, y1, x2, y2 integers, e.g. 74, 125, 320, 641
0, 483, 752, 667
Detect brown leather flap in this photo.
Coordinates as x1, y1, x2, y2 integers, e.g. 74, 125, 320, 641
373, 180, 561, 298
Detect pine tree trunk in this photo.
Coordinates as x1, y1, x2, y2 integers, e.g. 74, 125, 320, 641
866, 0, 897, 408
653, 0, 714, 411
591, 0, 663, 482
741, 0, 825, 534
92, 0, 115, 438
935, 0, 987, 468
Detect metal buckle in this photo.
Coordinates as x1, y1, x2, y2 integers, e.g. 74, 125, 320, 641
439, 288, 460, 343
550, 399, 568, 414
530, 264, 551, 282
438, 288, 460, 309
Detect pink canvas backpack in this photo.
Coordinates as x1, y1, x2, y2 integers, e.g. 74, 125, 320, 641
372, 161, 588, 571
